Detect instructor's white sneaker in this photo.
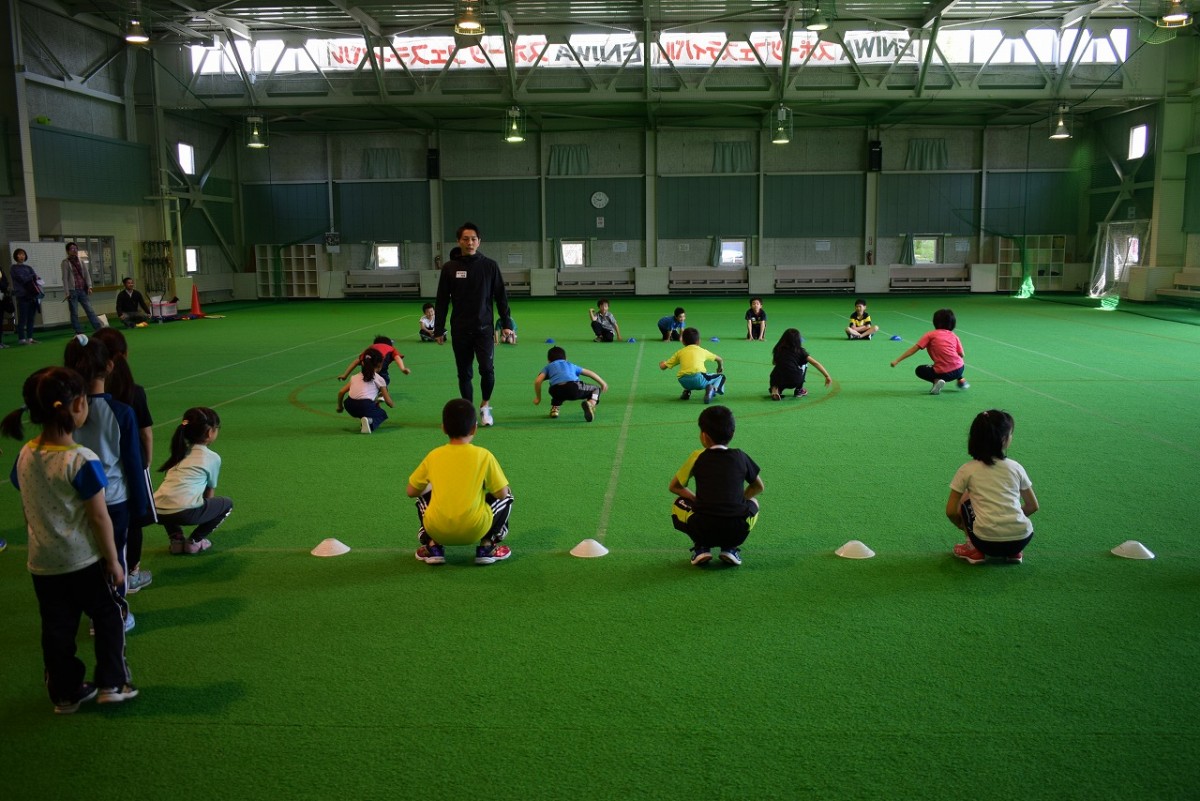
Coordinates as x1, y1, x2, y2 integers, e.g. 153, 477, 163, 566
360, 416, 372, 434
930, 379, 945, 396
480, 406, 494, 427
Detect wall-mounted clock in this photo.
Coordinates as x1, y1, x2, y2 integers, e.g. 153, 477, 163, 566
590, 191, 610, 209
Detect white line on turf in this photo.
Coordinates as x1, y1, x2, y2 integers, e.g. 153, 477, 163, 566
894, 311, 1126, 379
593, 339, 645, 544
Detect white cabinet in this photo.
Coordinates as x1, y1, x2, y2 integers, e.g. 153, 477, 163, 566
256, 244, 320, 299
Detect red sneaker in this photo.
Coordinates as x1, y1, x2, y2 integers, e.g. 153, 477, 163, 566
953, 543, 986, 565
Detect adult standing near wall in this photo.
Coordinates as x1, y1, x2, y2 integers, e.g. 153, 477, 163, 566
433, 222, 513, 428
60, 242, 104, 333
9, 249, 41, 345
115, 277, 151, 327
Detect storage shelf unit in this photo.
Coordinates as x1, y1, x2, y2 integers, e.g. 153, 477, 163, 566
996, 235, 1067, 292
256, 244, 320, 298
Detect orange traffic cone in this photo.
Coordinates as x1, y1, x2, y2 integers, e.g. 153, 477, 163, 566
190, 284, 205, 318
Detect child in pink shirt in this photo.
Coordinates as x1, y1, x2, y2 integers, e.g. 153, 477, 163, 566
890, 308, 969, 395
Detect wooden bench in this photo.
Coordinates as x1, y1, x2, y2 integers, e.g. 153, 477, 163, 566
1156, 269, 1200, 301
889, 264, 971, 291
343, 270, 421, 297
775, 266, 855, 293
669, 267, 749, 294
556, 269, 636, 294
502, 269, 531, 296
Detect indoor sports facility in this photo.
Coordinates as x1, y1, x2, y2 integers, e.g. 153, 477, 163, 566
2, 2, 1199, 800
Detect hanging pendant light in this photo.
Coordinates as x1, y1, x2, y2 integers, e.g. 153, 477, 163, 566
246, 115, 269, 149
455, 1, 485, 35
504, 107, 526, 143
770, 105, 792, 144
1048, 103, 1072, 140
1157, 2, 1193, 27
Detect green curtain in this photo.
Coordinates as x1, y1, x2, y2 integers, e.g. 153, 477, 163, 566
361, 148, 403, 179
899, 234, 915, 265
905, 138, 948, 171
548, 145, 590, 176
553, 238, 565, 270
708, 237, 721, 267
713, 142, 753, 173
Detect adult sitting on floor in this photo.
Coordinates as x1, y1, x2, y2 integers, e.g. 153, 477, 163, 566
115, 276, 151, 327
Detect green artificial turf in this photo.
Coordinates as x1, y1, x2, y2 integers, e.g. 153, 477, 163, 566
1, 294, 1198, 800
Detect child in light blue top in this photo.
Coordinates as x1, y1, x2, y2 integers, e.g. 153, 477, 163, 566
533, 346, 608, 422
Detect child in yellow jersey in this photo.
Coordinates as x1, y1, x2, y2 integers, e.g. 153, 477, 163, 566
659, 327, 725, 403
406, 399, 513, 565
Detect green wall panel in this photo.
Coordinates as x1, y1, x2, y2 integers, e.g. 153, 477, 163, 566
878, 174, 978, 235
1185, 153, 1200, 234
764, 175, 863, 237
443, 179, 539, 241
182, 201, 234, 248
546, 177, 643, 239
985, 172, 1079, 235
335, 182, 430, 242
31, 126, 151, 205
658, 176, 756, 237
242, 184, 328, 244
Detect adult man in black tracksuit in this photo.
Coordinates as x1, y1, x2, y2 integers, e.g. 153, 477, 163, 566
433, 222, 513, 427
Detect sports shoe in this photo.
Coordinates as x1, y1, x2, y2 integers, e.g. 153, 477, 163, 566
360, 416, 372, 434
957, 379, 970, 390
794, 388, 808, 398
770, 388, 781, 401
475, 543, 512, 565
866, 334, 873, 340
54, 683, 98, 714
480, 406, 494, 427
690, 547, 712, 566
182, 538, 212, 554
703, 386, 716, 404
930, 379, 946, 396
416, 544, 445, 564
97, 683, 139, 704
168, 537, 185, 555
719, 549, 743, 566
680, 390, 692, 401
582, 400, 595, 422
1005, 552, 1024, 564
953, 542, 986, 565
126, 569, 152, 594
0, 538, 6, 552
124, 611, 136, 632
549, 407, 559, 418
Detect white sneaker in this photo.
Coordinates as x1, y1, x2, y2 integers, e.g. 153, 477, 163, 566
480, 406, 494, 427
360, 416, 372, 434
930, 379, 945, 395
957, 379, 970, 390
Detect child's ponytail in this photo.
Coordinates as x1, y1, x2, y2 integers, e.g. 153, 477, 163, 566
360, 349, 381, 382
63, 333, 111, 385
160, 407, 221, 472
2, 367, 87, 440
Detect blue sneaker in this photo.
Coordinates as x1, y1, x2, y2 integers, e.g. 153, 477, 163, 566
719, 549, 743, 566
416, 544, 445, 565
0, 538, 7, 552
690, 547, 712, 566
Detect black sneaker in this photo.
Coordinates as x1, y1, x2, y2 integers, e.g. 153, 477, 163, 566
690, 547, 712, 566
97, 683, 139, 704
54, 683, 98, 714
719, 549, 743, 566
475, 543, 512, 565
703, 386, 716, 404
581, 400, 595, 422
680, 390, 692, 401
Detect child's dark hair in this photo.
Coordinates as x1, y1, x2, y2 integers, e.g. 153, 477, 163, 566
422, 302, 434, 312
442, 398, 477, 439
681, 327, 700, 345
360, 348, 382, 382
63, 334, 110, 384
855, 298, 867, 306
161, 407, 221, 472
92, 327, 136, 406
698, 405, 736, 446
772, 328, 806, 365
597, 297, 609, 306
967, 409, 1014, 466
547, 346, 566, 362
372, 334, 394, 346
2, 367, 87, 441
13, 247, 27, 261
933, 308, 956, 331
674, 307, 685, 318
750, 297, 762, 304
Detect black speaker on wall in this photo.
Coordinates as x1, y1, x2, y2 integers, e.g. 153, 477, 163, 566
426, 148, 440, 180
868, 140, 882, 171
